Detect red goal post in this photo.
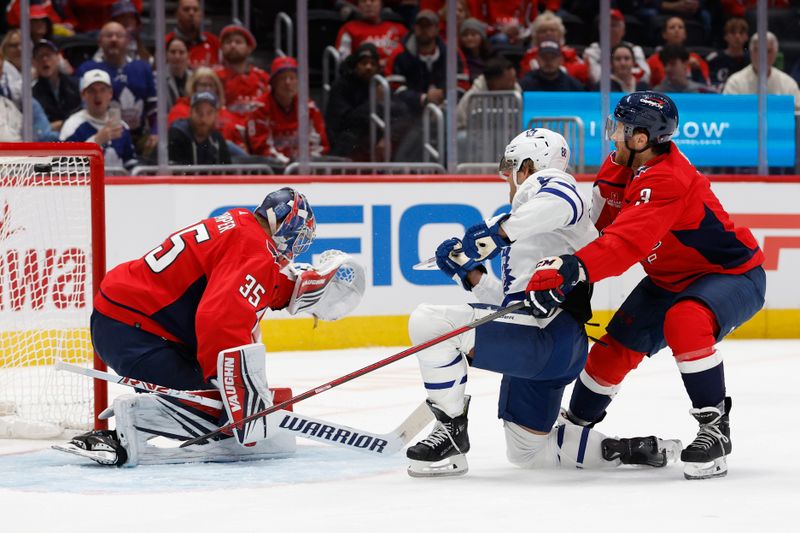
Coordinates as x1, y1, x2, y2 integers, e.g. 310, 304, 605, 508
0, 142, 107, 438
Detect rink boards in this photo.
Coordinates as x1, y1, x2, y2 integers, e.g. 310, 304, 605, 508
96, 174, 800, 350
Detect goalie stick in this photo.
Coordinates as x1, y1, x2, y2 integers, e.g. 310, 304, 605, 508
180, 300, 529, 448
56, 362, 433, 456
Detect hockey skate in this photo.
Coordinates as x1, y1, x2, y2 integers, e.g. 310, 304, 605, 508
601, 436, 683, 467
52, 429, 128, 466
407, 397, 470, 477
682, 397, 732, 480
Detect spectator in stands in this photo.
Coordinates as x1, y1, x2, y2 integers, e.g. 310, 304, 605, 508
5, 1, 74, 37
457, 55, 519, 131
387, 10, 469, 113
165, 0, 220, 68
325, 43, 382, 161
724, 31, 800, 112
653, 44, 709, 93
520, 41, 584, 92
721, 0, 789, 18
63, 0, 143, 34
247, 56, 330, 164
61, 69, 137, 170
460, 18, 492, 83
168, 91, 231, 166
647, 16, 710, 87
707, 17, 750, 90
335, 0, 407, 69
165, 36, 193, 110
584, 9, 650, 85
602, 43, 651, 93
77, 21, 157, 156
419, 0, 476, 37
29, 4, 54, 42
520, 11, 588, 86
0, 29, 23, 109
659, 0, 712, 35
484, 0, 535, 45
111, 0, 152, 65
167, 67, 246, 154
214, 24, 270, 119
32, 39, 81, 131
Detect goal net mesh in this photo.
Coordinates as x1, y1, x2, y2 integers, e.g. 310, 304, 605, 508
0, 155, 97, 437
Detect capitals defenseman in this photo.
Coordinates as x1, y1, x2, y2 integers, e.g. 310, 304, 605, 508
527, 92, 766, 479
57, 188, 365, 466
405, 128, 681, 477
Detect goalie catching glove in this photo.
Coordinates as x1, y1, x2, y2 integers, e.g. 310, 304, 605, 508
526, 254, 587, 318
286, 250, 366, 321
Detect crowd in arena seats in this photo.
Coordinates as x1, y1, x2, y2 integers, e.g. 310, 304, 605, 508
1, 0, 800, 170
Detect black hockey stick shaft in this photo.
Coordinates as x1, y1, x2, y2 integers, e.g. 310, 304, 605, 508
180, 300, 528, 447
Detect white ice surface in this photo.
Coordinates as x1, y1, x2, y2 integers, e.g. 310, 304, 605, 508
0, 340, 798, 532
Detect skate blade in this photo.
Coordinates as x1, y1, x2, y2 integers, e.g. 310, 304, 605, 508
683, 456, 727, 480
660, 439, 683, 465
407, 455, 468, 478
52, 443, 118, 466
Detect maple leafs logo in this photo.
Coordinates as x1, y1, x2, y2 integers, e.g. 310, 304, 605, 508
0, 201, 24, 243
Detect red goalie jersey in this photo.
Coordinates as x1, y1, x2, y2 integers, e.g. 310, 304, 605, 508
94, 209, 295, 378
576, 144, 764, 292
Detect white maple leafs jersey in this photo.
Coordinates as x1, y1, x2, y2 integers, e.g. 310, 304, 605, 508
472, 168, 598, 308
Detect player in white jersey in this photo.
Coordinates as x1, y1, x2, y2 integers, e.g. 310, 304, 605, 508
405, 128, 681, 477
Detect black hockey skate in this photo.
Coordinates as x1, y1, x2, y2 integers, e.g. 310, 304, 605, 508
407, 397, 470, 477
52, 429, 128, 466
602, 436, 682, 467
682, 397, 732, 480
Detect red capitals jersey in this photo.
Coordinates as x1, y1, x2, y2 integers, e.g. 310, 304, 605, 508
213, 64, 271, 118
94, 209, 295, 379
165, 31, 221, 68
246, 92, 330, 160
335, 20, 407, 64
576, 144, 764, 292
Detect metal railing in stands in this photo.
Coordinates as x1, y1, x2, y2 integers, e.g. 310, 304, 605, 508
322, 46, 341, 115
422, 103, 445, 165
369, 75, 392, 163
526, 116, 585, 173
283, 162, 446, 175
275, 12, 294, 58
462, 91, 522, 166
129, 164, 275, 176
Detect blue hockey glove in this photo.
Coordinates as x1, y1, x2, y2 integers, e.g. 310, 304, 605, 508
462, 214, 511, 261
525, 255, 587, 318
436, 238, 485, 291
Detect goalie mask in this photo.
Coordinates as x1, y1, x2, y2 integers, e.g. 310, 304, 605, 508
499, 128, 570, 186
255, 187, 316, 261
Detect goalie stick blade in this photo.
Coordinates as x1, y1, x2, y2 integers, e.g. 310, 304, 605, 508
264, 402, 434, 456
412, 257, 439, 271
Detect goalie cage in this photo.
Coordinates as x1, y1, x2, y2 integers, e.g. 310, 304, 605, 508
0, 143, 107, 439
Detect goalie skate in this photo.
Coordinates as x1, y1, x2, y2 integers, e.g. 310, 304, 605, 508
407, 397, 470, 478
52, 430, 127, 466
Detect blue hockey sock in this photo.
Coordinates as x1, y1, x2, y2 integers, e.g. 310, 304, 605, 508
568, 375, 614, 425
680, 362, 726, 409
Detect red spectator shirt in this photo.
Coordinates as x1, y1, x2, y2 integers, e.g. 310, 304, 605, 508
60, 0, 143, 33
213, 64, 271, 118
165, 30, 221, 68
6, 0, 66, 27
721, 0, 789, 17
94, 209, 295, 379
335, 20, 407, 64
168, 97, 246, 149
576, 146, 763, 292
520, 46, 589, 85
647, 51, 710, 87
246, 92, 330, 160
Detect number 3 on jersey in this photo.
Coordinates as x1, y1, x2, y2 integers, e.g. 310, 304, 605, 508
144, 223, 211, 273
239, 274, 265, 307
635, 188, 652, 206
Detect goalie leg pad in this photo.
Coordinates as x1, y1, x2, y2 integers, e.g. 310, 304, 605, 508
114, 393, 295, 466
217, 343, 274, 446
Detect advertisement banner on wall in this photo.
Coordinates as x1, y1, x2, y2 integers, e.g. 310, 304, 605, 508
522, 93, 796, 167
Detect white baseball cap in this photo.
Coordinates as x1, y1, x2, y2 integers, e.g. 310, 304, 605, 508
80, 69, 112, 92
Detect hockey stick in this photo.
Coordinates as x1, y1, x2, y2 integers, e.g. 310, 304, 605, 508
180, 300, 529, 448
56, 362, 433, 456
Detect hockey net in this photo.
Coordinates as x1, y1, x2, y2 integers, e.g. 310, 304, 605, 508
0, 143, 107, 438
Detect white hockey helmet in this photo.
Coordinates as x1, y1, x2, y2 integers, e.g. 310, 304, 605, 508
499, 128, 571, 185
